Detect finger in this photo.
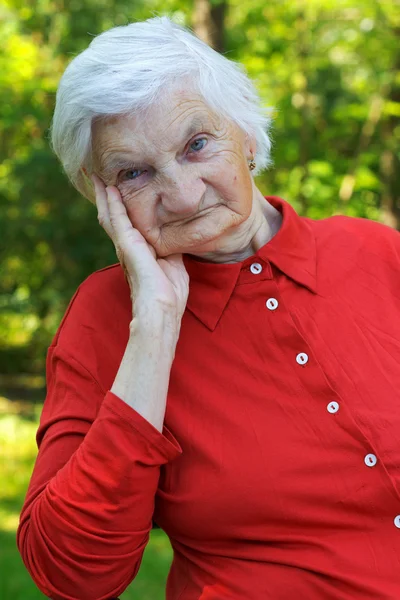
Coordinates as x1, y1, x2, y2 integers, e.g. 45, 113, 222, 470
105, 186, 159, 274
92, 176, 132, 280
91, 174, 113, 239
106, 185, 137, 238
92, 176, 156, 261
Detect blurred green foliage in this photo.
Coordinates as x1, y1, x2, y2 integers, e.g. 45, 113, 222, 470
0, 0, 399, 375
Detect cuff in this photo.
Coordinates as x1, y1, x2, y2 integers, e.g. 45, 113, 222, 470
100, 390, 182, 462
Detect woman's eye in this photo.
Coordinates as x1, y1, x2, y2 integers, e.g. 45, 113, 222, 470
123, 168, 143, 181
189, 138, 207, 153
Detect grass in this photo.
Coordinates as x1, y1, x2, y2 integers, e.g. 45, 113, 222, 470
0, 392, 172, 599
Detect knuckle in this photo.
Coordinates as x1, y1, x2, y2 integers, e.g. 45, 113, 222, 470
109, 212, 120, 228
115, 243, 125, 262
97, 213, 106, 228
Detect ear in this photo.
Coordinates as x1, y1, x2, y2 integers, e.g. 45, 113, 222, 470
244, 132, 256, 160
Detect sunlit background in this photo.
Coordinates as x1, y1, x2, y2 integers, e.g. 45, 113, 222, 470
0, 0, 398, 597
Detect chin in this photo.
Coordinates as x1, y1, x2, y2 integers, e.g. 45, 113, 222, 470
154, 205, 246, 257
158, 227, 238, 257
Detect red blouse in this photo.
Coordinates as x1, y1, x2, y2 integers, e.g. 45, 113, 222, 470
17, 197, 400, 600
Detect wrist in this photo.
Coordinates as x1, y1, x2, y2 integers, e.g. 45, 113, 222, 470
129, 315, 180, 354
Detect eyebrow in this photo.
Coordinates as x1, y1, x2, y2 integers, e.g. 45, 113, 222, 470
99, 116, 209, 177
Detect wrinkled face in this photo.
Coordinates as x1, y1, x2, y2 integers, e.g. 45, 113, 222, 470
92, 87, 256, 257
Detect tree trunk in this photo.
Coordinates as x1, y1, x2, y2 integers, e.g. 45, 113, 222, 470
296, 6, 311, 215
192, 0, 226, 52
379, 28, 400, 230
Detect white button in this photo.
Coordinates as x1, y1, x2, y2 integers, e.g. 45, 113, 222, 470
364, 454, 377, 467
327, 401, 339, 414
266, 298, 278, 311
296, 353, 309, 365
250, 263, 262, 274
394, 515, 400, 529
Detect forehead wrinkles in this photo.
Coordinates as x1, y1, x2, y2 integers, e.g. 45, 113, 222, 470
95, 107, 219, 174
135, 99, 213, 152
97, 115, 207, 169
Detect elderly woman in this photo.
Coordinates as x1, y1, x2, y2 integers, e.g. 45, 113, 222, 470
17, 15, 400, 600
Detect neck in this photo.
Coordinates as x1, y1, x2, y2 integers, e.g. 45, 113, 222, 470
188, 185, 283, 265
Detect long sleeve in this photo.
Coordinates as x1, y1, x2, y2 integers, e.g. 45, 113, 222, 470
16, 273, 182, 600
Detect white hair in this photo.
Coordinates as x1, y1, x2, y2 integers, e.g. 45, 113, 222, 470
50, 15, 273, 202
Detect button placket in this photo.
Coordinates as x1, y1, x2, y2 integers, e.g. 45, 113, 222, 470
257, 278, 400, 532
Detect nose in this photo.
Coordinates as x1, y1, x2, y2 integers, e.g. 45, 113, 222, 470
159, 164, 207, 217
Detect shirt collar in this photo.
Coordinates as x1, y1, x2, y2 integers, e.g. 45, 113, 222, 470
182, 196, 317, 331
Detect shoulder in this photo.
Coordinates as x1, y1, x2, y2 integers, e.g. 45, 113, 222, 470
310, 212, 398, 239
306, 214, 400, 295
309, 214, 400, 261
51, 263, 131, 349
75, 262, 128, 303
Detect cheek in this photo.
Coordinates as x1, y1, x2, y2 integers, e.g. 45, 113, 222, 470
124, 202, 166, 250
124, 199, 154, 235
213, 160, 252, 198
209, 148, 249, 184
221, 164, 254, 216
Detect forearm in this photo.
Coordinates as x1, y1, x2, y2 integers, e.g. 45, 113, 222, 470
17, 331, 181, 600
111, 315, 179, 433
